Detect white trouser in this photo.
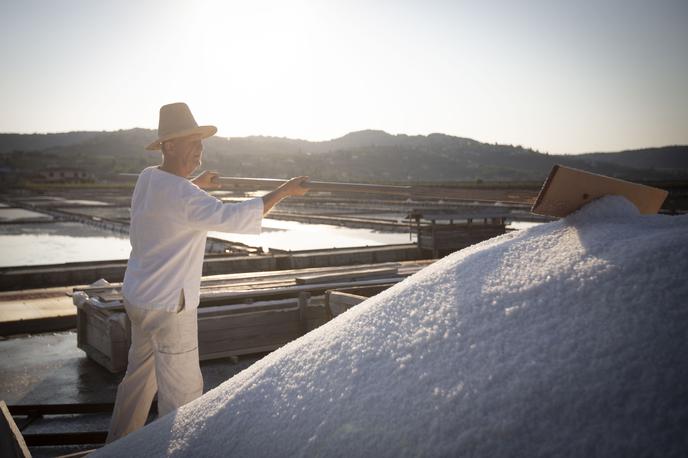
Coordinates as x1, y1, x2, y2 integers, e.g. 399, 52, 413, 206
106, 296, 204, 443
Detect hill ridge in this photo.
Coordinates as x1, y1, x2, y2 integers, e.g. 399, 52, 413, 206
1, 129, 686, 182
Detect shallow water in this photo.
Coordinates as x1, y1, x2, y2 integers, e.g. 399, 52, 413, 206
0, 219, 415, 267
0, 222, 131, 267
0, 217, 544, 267
53, 199, 109, 206
212, 218, 414, 251
0, 208, 54, 222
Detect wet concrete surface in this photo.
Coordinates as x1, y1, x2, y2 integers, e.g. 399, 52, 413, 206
1, 330, 264, 455
0, 331, 262, 405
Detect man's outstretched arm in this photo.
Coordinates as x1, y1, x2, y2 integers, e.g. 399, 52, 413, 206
191, 172, 309, 215
261, 176, 309, 215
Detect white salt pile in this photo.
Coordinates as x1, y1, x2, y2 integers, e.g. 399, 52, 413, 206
96, 196, 688, 457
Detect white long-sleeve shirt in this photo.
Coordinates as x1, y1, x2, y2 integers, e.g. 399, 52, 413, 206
122, 166, 263, 311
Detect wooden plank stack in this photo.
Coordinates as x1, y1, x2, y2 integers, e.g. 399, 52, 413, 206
73, 261, 433, 372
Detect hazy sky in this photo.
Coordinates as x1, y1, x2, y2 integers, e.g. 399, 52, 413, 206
1, 0, 686, 154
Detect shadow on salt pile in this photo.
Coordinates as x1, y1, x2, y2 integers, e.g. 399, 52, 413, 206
96, 196, 688, 458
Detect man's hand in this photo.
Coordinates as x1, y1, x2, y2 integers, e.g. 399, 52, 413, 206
262, 176, 310, 215
192, 170, 221, 190
280, 176, 310, 198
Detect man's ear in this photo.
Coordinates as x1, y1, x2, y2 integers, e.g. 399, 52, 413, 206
162, 141, 175, 154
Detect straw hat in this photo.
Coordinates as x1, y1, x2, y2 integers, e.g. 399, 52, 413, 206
146, 102, 217, 151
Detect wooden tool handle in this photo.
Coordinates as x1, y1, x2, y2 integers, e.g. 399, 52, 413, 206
217, 176, 413, 196
118, 173, 534, 204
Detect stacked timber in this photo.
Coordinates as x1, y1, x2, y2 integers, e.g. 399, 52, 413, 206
73, 261, 432, 372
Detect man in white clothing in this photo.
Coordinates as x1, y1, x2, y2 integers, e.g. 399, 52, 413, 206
107, 102, 308, 442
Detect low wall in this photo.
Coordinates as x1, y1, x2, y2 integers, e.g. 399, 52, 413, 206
0, 244, 424, 291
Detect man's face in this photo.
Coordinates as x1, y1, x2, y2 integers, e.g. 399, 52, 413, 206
168, 135, 204, 173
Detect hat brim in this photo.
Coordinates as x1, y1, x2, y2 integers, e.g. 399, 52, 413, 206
146, 125, 218, 151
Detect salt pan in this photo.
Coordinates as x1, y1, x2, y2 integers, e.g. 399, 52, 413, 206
96, 196, 688, 457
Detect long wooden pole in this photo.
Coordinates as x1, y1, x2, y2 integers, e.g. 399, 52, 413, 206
119, 173, 411, 195
217, 176, 413, 196
118, 173, 534, 205
216, 177, 534, 204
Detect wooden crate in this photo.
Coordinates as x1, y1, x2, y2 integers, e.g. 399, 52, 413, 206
76, 298, 131, 373
74, 294, 328, 373
72, 261, 430, 372
197, 294, 328, 360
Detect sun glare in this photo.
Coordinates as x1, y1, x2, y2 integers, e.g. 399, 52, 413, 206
181, 0, 321, 138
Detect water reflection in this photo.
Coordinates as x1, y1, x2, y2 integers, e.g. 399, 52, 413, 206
0, 208, 53, 222
210, 218, 414, 252
0, 216, 546, 268
0, 222, 131, 267
0, 219, 415, 267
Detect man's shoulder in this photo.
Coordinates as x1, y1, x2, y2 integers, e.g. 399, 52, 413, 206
140, 165, 159, 175
147, 167, 174, 185
135, 166, 158, 184
133, 167, 203, 207
143, 167, 194, 192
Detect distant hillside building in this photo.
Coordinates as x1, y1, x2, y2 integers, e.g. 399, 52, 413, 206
37, 167, 96, 183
